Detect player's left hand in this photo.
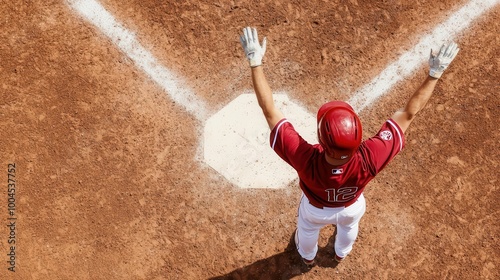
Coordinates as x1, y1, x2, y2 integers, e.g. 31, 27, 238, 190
240, 27, 267, 67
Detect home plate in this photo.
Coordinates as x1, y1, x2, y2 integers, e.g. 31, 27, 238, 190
204, 92, 316, 189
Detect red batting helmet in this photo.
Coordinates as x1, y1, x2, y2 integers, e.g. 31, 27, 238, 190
317, 101, 362, 160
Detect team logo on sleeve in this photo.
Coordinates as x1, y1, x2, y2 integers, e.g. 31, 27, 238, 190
379, 130, 393, 141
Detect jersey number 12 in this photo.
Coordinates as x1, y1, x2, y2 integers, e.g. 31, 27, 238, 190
325, 186, 358, 202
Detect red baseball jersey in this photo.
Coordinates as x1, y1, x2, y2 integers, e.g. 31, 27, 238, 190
270, 118, 405, 208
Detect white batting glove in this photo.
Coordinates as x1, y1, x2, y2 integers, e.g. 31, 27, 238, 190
239, 27, 267, 67
429, 42, 460, 78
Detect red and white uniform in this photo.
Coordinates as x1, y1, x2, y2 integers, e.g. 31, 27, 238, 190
270, 118, 405, 260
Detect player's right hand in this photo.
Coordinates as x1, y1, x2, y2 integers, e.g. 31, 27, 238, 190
429, 42, 459, 79
239, 27, 267, 68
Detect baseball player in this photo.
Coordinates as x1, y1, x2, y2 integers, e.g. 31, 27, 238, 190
239, 26, 459, 266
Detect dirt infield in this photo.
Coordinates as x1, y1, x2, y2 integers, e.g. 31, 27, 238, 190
1, 0, 499, 279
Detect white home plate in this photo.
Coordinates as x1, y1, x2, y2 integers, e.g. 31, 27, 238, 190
204, 92, 316, 189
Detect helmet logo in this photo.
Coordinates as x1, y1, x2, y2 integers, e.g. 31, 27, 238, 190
379, 130, 393, 141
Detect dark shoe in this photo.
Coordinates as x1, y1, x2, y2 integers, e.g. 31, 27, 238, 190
302, 258, 315, 266
334, 254, 344, 263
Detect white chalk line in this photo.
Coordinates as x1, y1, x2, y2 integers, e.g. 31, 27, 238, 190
348, 0, 500, 113
67, 0, 209, 121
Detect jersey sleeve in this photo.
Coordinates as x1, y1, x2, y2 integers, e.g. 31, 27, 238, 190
362, 119, 405, 175
269, 118, 314, 171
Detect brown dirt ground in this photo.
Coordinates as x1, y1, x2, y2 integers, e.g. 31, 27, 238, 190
0, 0, 499, 279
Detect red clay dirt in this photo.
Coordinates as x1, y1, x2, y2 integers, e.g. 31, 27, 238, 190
0, 0, 498, 279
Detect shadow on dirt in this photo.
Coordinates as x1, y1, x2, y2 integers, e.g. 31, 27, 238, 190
208, 230, 340, 280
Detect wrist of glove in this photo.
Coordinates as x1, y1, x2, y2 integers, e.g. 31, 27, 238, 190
429, 42, 459, 79
240, 27, 267, 67
248, 57, 263, 68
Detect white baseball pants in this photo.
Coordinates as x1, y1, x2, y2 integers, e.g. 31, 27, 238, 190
295, 193, 366, 261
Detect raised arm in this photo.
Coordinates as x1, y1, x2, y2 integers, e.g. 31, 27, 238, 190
392, 42, 459, 133
240, 27, 284, 130
250, 66, 285, 129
